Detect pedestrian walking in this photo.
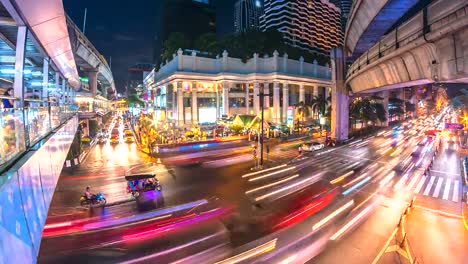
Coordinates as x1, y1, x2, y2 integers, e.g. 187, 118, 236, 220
266, 145, 270, 160
298, 145, 303, 156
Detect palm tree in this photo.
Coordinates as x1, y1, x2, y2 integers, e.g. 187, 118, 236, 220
294, 101, 310, 123
311, 94, 329, 120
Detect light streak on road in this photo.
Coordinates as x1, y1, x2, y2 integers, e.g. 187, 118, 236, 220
330, 170, 354, 184
44, 222, 72, 229
248, 166, 296, 182
246, 174, 300, 194
216, 239, 277, 264
379, 171, 396, 187
121, 232, 226, 264
342, 176, 371, 196
242, 164, 287, 178
254, 174, 319, 201
330, 201, 377, 240
312, 200, 354, 231
342, 173, 368, 188
278, 254, 298, 264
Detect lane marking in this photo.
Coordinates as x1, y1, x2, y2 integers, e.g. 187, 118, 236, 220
422, 176, 436, 196
432, 177, 444, 198
442, 178, 451, 200
414, 176, 427, 193
452, 180, 459, 202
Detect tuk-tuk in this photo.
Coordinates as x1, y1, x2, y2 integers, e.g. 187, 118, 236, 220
125, 173, 161, 197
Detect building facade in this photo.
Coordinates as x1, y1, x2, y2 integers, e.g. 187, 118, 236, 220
260, 0, 344, 55
144, 49, 332, 127
234, 0, 264, 32
329, 0, 353, 33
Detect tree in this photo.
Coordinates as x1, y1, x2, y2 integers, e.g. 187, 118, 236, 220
294, 101, 310, 123
311, 94, 329, 119
127, 94, 145, 108
194, 33, 218, 52
388, 97, 405, 121
161, 32, 190, 63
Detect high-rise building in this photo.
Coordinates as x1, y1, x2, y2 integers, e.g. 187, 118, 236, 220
329, 0, 353, 33
127, 63, 155, 97
260, 0, 344, 55
234, 0, 264, 32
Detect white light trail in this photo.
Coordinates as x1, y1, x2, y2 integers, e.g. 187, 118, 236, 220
312, 200, 354, 231
242, 164, 287, 178
248, 166, 296, 182
246, 174, 300, 194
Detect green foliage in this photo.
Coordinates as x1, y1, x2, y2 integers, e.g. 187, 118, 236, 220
66, 130, 82, 159
311, 94, 329, 118
228, 124, 244, 135
127, 94, 145, 107
161, 30, 330, 65
349, 96, 387, 129
161, 32, 190, 62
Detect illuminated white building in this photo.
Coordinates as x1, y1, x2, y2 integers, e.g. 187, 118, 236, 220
144, 49, 332, 126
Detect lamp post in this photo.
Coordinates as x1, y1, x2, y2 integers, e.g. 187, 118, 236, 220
257, 86, 270, 168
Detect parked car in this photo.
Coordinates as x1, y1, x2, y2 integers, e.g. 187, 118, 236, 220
302, 141, 325, 152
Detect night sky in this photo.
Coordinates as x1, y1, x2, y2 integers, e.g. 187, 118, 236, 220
64, 0, 236, 93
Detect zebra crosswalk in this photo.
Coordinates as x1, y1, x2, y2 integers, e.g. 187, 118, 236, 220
390, 173, 461, 203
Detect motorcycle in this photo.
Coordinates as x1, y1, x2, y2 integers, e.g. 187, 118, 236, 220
80, 193, 106, 207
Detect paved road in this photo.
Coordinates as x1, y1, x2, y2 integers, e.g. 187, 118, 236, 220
42, 113, 468, 263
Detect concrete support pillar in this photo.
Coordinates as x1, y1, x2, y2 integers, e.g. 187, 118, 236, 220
382, 90, 389, 126
192, 81, 198, 124
14, 26, 26, 108
88, 70, 98, 95
222, 81, 229, 116
177, 81, 184, 126
245, 82, 250, 114
331, 47, 349, 141
299, 83, 305, 103
282, 83, 289, 122
273, 82, 280, 123
400, 88, 406, 117
253, 82, 260, 115
313, 85, 319, 97
42, 58, 49, 102
263, 83, 270, 108
172, 83, 177, 121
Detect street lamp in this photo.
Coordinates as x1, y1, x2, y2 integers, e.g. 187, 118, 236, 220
257, 86, 270, 168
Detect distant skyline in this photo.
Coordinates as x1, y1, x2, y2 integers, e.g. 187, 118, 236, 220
64, 0, 237, 92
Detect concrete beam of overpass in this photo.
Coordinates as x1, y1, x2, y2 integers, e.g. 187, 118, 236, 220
345, 0, 420, 58
346, 0, 468, 93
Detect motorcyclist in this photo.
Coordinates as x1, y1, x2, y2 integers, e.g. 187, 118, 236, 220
85, 186, 95, 200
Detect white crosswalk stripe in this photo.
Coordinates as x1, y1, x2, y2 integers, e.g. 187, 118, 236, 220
432, 177, 443, 197
422, 176, 436, 196
442, 179, 451, 200
452, 180, 459, 202
405, 174, 420, 192
414, 175, 427, 194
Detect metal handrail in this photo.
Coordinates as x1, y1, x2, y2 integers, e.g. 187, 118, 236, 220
0, 95, 18, 100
